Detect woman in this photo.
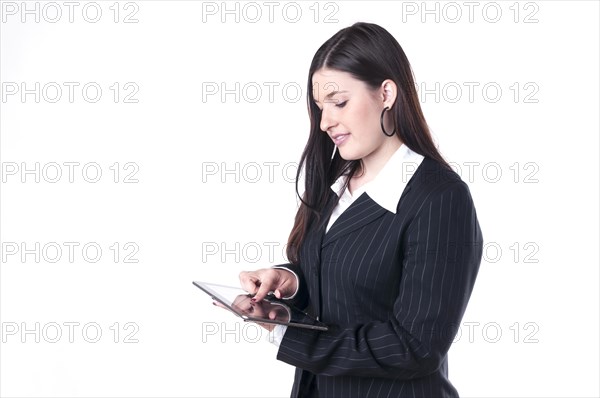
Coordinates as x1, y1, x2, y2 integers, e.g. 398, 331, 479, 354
239, 22, 483, 398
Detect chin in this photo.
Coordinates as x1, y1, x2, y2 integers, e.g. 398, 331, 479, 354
338, 148, 361, 161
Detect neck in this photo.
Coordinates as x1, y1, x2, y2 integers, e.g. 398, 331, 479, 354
357, 138, 403, 182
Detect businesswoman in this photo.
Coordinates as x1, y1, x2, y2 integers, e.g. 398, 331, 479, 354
239, 22, 483, 398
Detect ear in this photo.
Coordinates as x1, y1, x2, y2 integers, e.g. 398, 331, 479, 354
380, 79, 397, 109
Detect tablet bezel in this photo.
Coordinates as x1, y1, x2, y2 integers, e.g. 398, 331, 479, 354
193, 281, 328, 331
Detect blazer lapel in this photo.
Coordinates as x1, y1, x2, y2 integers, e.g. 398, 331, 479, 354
395, 184, 413, 213
322, 193, 388, 248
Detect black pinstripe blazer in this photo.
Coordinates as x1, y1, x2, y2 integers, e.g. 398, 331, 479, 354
276, 156, 483, 398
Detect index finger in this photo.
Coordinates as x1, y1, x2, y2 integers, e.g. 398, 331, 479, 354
253, 278, 275, 302
239, 272, 260, 295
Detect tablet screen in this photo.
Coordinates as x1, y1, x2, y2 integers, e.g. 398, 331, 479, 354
193, 281, 328, 331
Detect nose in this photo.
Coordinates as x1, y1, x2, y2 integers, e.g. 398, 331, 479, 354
319, 106, 337, 133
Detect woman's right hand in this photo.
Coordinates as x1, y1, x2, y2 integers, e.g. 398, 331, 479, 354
239, 268, 298, 302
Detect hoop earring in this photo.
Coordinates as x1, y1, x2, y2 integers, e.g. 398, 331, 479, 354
380, 106, 396, 137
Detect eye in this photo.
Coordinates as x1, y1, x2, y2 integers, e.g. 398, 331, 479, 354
335, 101, 347, 108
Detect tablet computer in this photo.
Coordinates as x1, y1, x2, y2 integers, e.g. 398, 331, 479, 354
193, 281, 328, 331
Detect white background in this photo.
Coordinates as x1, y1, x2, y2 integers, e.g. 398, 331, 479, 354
1, 1, 598, 397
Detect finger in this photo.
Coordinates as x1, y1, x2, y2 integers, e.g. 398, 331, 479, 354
213, 301, 235, 315
239, 273, 260, 294
274, 271, 296, 299
269, 310, 278, 320
253, 278, 275, 302
273, 278, 293, 299
212, 300, 226, 309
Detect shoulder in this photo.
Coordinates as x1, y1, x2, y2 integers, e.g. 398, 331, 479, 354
402, 157, 476, 213
410, 157, 468, 192
411, 156, 459, 184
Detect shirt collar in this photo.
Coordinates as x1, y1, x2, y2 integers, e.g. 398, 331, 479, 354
330, 143, 425, 214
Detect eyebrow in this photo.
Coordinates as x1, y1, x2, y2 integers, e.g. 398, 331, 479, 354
313, 90, 349, 104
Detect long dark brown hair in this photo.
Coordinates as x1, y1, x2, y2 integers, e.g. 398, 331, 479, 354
286, 22, 450, 264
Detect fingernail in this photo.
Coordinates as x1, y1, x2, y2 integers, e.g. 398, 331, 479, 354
251, 298, 257, 302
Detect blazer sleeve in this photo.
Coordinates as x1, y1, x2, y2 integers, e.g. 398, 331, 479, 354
271, 262, 310, 311
276, 180, 483, 379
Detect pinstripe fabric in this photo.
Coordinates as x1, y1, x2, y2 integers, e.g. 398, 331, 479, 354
277, 157, 483, 398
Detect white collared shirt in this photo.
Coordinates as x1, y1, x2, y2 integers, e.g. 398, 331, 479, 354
269, 143, 424, 346
326, 143, 424, 232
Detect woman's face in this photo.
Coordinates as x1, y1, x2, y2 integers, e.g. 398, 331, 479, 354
312, 68, 397, 163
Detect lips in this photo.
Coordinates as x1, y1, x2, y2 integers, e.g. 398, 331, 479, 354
331, 133, 350, 146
